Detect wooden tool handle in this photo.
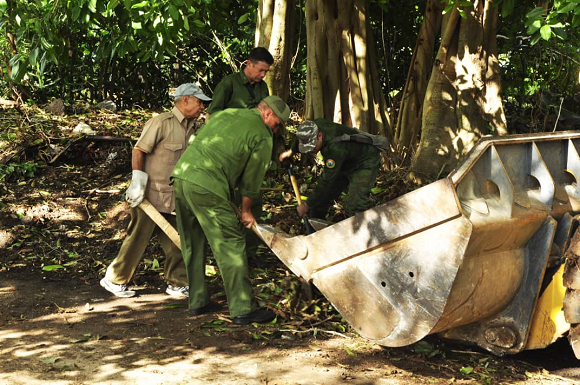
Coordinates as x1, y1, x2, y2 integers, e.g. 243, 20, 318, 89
288, 171, 315, 234
229, 201, 262, 240
138, 199, 181, 250
290, 175, 302, 203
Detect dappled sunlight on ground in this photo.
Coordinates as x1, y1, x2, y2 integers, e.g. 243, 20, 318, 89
0, 275, 432, 385
0, 229, 14, 248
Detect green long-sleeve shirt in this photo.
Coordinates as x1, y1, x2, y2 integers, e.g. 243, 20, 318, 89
171, 108, 273, 201
206, 70, 270, 115
293, 119, 381, 209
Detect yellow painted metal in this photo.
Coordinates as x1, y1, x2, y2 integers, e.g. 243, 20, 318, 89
526, 264, 570, 350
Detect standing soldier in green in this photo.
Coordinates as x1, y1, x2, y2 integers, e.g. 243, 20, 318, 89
205, 46, 275, 262
279, 119, 383, 220
171, 96, 290, 324
206, 47, 273, 117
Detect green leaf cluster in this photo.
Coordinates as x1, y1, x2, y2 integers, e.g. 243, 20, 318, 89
525, 1, 580, 45
0, 161, 37, 183
0, 0, 257, 107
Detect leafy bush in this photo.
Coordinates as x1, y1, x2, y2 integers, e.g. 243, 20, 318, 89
0, 161, 37, 182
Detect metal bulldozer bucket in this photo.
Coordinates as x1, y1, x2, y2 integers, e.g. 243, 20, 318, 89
258, 131, 580, 356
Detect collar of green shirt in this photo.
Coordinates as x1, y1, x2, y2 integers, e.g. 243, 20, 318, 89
237, 67, 251, 85
238, 67, 266, 87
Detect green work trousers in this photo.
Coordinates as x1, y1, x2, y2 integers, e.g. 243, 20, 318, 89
233, 188, 263, 259
104, 206, 187, 287
173, 178, 256, 317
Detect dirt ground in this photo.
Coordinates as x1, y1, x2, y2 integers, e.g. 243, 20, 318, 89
1, 109, 580, 384
2, 269, 580, 385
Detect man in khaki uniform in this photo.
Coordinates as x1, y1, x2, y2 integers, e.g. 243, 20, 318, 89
100, 83, 211, 298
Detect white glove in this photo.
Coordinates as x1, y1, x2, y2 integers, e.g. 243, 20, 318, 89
125, 170, 148, 208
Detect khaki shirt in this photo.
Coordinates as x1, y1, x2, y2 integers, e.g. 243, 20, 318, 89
136, 107, 195, 213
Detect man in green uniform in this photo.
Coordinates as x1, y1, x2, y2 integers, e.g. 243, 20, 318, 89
206, 47, 273, 116
100, 83, 211, 298
206, 46, 275, 263
279, 119, 382, 219
171, 96, 290, 324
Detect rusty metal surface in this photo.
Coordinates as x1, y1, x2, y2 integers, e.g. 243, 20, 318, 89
440, 217, 556, 355
260, 131, 580, 355
562, 222, 580, 358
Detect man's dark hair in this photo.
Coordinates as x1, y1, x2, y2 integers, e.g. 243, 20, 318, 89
248, 47, 274, 65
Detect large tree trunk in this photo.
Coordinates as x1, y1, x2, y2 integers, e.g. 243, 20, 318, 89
255, 0, 295, 100
304, 0, 391, 135
411, 0, 507, 183
395, 0, 445, 151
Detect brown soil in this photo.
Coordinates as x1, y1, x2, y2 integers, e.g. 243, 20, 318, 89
2, 268, 580, 385
1, 109, 580, 384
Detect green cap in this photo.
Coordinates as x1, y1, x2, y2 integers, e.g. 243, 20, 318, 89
262, 95, 291, 128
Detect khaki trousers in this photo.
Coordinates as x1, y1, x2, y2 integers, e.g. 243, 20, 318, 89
105, 206, 187, 287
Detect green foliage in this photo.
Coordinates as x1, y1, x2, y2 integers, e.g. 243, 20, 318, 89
42, 264, 65, 271
1, 0, 579, 140
413, 340, 445, 359
0, 0, 257, 107
0, 0, 425, 111
499, 0, 516, 18
525, 2, 579, 45
368, 0, 424, 107
0, 161, 37, 182
497, 0, 580, 133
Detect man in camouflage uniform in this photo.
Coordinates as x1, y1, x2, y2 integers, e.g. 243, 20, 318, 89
279, 119, 382, 219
